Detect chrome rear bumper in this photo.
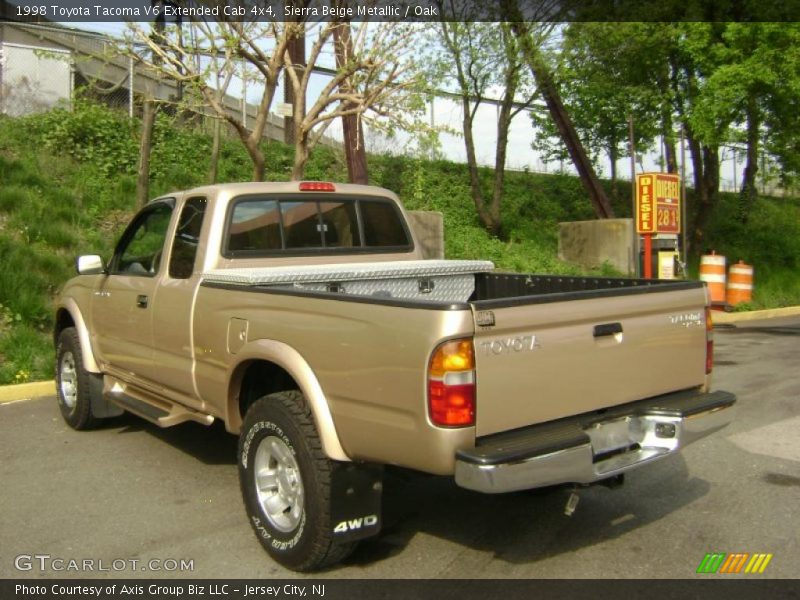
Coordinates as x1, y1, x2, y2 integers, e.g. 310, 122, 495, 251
455, 390, 735, 494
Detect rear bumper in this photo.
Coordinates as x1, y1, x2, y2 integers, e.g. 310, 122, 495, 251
455, 389, 735, 494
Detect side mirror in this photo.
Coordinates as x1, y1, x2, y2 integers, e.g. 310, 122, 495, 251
76, 255, 106, 275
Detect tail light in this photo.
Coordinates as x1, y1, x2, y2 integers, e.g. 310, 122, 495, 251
705, 307, 714, 374
428, 338, 475, 427
299, 181, 336, 192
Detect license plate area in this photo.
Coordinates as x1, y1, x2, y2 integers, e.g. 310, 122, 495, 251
585, 417, 634, 457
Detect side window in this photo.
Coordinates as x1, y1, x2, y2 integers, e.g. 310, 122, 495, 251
113, 203, 173, 276
169, 197, 207, 279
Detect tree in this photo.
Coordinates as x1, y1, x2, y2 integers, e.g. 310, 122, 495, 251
282, 19, 423, 180
334, 19, 368, 185
127, 15, 422, 181
434, 7, 542, 237
540, 23, 663, 198
689, 23, 800, 219
126, 18, 289, 181
509, 17, 615, 219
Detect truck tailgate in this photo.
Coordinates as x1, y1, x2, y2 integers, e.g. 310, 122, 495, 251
470, 286, 708, 437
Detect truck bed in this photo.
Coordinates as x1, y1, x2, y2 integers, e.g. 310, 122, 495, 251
201, 261, 708, 440
471, 272, 704, 305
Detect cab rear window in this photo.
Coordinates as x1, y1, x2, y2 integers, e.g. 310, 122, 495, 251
225, 195, 412, 256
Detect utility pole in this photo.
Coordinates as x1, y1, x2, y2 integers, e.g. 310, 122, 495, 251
629, 114, 639, 277
681, 126, 687, 263
136, 0, 167, 209
284, 2, 305, 146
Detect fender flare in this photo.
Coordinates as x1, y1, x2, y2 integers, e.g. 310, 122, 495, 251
228, 339, 350, 462
57, 299, 101, 374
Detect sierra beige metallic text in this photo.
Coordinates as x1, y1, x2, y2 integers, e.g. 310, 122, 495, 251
54, 181, 735, 571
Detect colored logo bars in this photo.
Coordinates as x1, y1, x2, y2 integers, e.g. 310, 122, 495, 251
696, 552, 773, 574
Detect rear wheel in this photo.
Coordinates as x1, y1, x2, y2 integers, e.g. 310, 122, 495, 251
55, 327, 102, 430
238, 391, 356, 571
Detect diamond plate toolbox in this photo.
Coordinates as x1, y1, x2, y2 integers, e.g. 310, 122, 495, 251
203, 260, 495, 303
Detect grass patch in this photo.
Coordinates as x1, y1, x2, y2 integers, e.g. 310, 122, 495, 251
0, 318, 53, 385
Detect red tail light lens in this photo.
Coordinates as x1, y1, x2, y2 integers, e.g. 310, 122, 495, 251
705, 307, 714, 374
428, 339, 475, 427
299, 181, 336, 192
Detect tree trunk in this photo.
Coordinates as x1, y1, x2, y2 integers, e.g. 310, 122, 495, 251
490, 100, 512, 235
462, 97, 498, 235
658, 61, 678, 174
208, 118, 221, 184
739, 96, 759, 222
291, 135, 309, 181
690, 142, 720, 252
488, 57, 520, 238
135, 99, 156, 209
334, 22, 368, 185
243, 136, 265, 182
508, 19, 614, 219
661, 108, 678, 173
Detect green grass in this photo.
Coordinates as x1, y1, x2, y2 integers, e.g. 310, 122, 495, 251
0, 102, 798, 383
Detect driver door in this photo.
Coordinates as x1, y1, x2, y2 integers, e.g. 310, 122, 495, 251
90, 200, 175, 383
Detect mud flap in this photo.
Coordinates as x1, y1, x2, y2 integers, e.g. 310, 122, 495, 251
90, 374, 123, 418
330, 462, 383, 543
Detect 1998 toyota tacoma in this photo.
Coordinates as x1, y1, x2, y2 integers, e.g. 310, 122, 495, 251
54, 181, 735, 571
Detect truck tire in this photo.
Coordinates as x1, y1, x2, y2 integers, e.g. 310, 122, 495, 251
238, 391, 356, 571
55, 327, 102, 430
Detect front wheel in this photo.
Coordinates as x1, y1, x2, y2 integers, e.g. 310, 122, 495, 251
238, 391, 356, 571
55, 327, 103, 430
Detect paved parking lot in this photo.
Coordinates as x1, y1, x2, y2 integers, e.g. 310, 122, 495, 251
1, 317, 798, 579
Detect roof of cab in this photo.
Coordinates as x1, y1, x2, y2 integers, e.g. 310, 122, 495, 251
151, 181, 400, 203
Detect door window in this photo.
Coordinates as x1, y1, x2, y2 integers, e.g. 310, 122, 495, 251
112, 203, 174, 276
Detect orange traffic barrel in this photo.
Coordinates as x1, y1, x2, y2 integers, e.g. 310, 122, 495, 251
727, 260, 754, 306
700, 251, 726, 305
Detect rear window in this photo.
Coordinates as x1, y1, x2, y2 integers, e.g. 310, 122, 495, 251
225, 195, 412, 256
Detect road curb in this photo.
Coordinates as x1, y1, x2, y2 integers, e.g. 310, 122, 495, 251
0, 380, 55, 404
711, 305, 800, 325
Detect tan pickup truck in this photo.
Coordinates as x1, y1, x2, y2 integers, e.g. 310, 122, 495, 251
54, 181, 735, 571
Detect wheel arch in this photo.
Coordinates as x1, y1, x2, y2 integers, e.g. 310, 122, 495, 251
54, 300, 101, 374
226, 339, 349, 462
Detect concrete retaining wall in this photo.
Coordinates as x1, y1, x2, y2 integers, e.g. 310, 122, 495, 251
407, 211, 445, 260
558, 218, 635, 275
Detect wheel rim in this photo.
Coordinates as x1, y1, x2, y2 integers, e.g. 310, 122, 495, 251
59, 351, 78, 410
253, 435, 305, 533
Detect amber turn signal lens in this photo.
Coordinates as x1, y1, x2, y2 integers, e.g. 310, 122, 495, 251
429, 339, 475, 378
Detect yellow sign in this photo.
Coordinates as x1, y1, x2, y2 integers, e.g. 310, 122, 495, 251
636, 173, 681, 234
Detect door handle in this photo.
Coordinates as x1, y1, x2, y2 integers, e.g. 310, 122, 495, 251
136, 295, 149, 309
594, 322, 623, 338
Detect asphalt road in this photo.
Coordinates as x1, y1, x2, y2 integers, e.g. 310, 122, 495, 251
1, 317, 798, 579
